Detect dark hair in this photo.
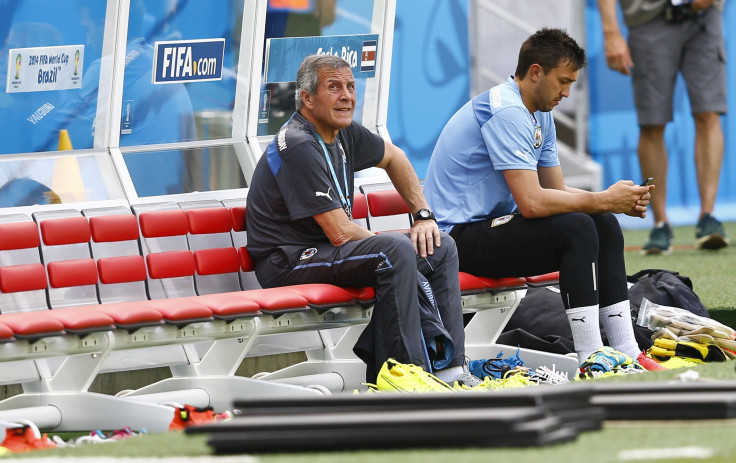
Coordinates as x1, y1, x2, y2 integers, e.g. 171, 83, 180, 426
295, 54, 351, 110
514, 28, 586, 79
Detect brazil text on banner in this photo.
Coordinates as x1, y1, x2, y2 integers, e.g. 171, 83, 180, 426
152, 39, 225, 84
6, 45, 84, 94
264, 34, 379, 83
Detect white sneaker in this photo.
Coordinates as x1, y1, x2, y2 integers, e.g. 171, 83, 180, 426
453, 370, 483, 387
530, 365, 570, 385
452, 357, 483, 387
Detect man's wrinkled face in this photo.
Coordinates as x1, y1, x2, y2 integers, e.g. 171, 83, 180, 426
307, 66, 356, 132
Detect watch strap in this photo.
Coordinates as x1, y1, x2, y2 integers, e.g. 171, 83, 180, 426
413, 208, 436, 222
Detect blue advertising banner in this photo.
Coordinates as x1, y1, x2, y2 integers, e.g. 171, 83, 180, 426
264, 34, 379, 83
152, 38, 225, 84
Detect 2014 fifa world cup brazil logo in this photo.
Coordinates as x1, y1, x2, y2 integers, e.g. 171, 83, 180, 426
15, 54, 21, 80
74, 50, 80, 76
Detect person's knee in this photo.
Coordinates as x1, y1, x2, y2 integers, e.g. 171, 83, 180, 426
554, 212, 598, 250
639, 124, 665, 141
556, 212, 596, 235
436, 231, 459, 261
417, 231, 459, 276
440, 231, 457, 248
693, 111, 721, 132
374, 232, 416, 267
594, 213, 624, 249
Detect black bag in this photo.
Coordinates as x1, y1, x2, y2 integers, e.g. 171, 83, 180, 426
627, 269, 709, 320
498, 285, 583, 354
497, 269, 708, 354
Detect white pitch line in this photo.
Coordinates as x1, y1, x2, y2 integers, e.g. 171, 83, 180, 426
0, 457, 258, 463
618, 446, 714, 461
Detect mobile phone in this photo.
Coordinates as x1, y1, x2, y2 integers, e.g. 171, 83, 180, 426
640, 177, 654, 186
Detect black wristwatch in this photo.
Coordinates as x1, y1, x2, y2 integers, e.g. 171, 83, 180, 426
413, 208, 436, 222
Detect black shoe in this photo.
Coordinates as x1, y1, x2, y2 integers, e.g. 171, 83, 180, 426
695, 213, 729, 250
642, 223, 673, 255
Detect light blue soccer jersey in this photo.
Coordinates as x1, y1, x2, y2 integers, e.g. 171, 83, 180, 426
423, 76, 559, 232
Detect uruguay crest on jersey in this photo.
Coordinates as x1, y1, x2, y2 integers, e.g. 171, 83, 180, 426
533, 125, 542, 149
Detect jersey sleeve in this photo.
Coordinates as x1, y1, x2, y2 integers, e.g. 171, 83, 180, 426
482, 107, 538, 171
350, 122, 385, 171
276, 139, 344, 221
538, 112, 559, 167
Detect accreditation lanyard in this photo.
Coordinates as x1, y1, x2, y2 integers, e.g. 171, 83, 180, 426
315, 133, 352, 219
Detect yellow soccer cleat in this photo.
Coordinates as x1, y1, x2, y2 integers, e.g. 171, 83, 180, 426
375, 358, 455, 393
455, 368, 537, 391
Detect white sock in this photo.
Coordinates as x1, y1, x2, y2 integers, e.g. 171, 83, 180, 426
433, 365, 462, 382
600, 301, 640, 359
567, 305, 604, 364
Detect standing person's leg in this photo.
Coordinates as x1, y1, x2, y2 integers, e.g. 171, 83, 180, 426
592, 213, 640, 359
450, 212, 605, 363
415, 231, 466, 378
693, 111, 724, 217
682, 8, 728, 249
253, 233, 427, 381
628, 17, 681, 254
638, 124, 669, 225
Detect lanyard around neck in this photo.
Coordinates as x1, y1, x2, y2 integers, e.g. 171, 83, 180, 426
314, 132, 351, 210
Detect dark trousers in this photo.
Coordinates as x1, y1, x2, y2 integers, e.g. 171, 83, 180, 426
450, 212, 628, 310
254, 231, 465, 382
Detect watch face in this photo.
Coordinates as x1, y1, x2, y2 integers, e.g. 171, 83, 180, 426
415, 209, 433, 221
